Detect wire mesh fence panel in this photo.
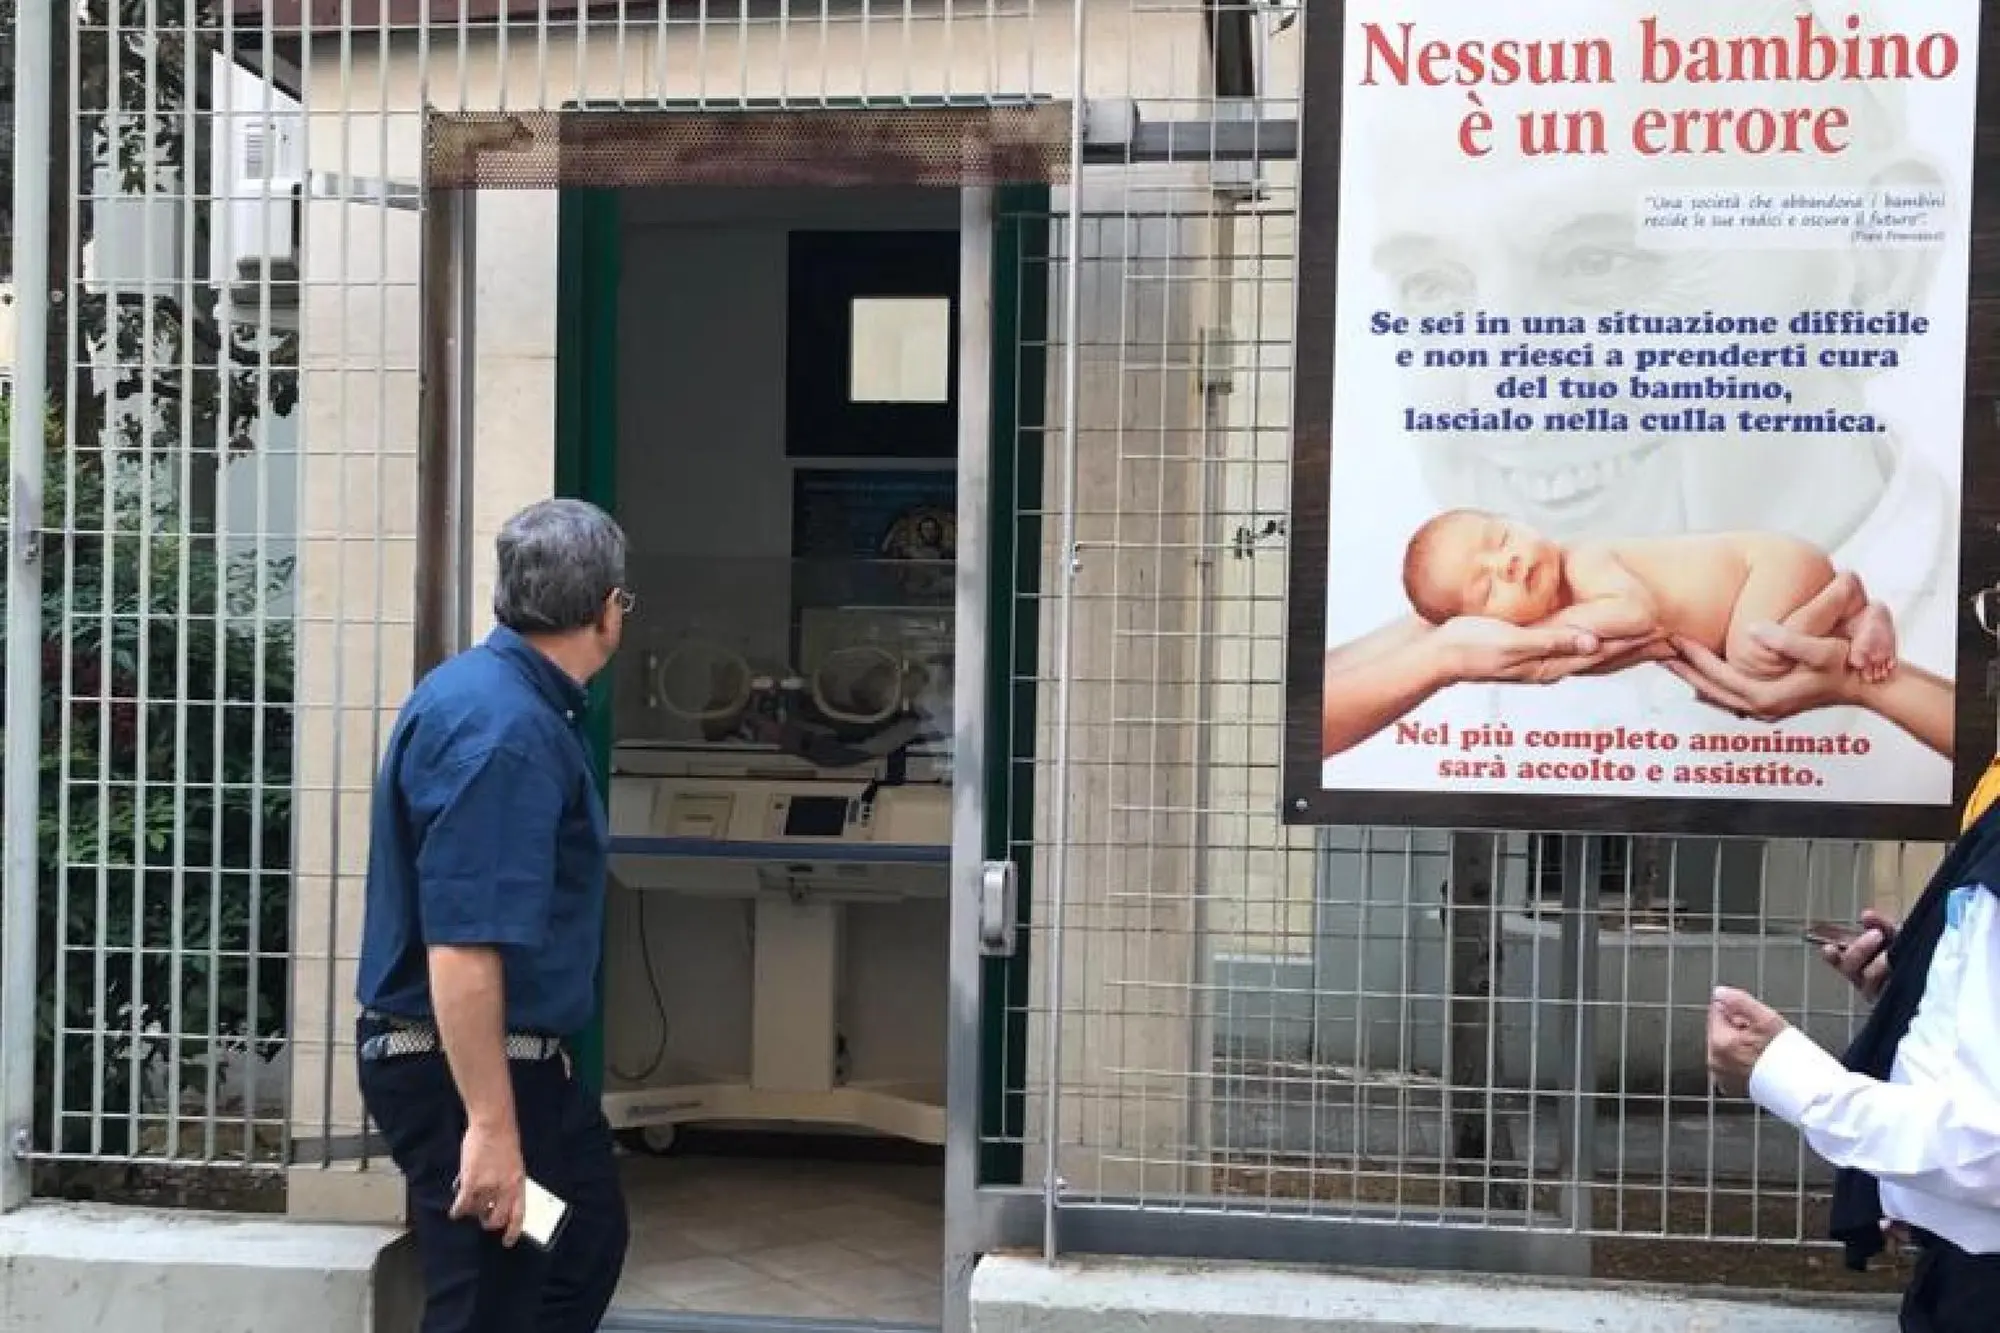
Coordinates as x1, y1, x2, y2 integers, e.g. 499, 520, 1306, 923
979, 3, 1948, 1291
3, 0, 303, 1209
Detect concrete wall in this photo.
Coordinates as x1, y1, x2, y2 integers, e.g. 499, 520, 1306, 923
968, 1255, 1898, 1333
0, 1205, 417, 1332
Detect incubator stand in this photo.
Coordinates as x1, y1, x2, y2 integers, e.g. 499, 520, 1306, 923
603, 737, 952, 1147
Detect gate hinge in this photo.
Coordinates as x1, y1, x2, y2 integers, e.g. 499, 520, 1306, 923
979, 860, 1019, 957
1198, 326, 1234, 395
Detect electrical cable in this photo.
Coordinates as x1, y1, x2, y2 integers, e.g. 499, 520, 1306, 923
607, 889, 670, 1085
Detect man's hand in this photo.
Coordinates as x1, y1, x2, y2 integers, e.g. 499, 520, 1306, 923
450, 1120, 528, 1246
1707, 986, 1790, 1098
1825, 910, 1896, 1003
430, 944, 525, 1244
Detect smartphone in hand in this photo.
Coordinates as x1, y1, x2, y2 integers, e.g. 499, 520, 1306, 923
1803, 920, 1861, 949
520, 1177, 570, 1251
1805, 919, 1897, 952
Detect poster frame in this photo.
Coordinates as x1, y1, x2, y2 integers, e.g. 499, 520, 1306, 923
1279, 1, 2000, 840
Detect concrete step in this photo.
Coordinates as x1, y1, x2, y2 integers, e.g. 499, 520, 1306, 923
602, 1310, 935, 1333
971, 1255, 1900, 1333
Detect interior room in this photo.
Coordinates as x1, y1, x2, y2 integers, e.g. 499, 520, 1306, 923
589, 184, 967, 1325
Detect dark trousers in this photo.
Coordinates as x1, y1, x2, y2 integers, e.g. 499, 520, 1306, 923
1901, 1233, 2000, 1333
357, 1027, 629, 1333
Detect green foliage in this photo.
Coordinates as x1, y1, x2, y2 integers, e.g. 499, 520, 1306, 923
2, 392, 296, 1159
0, 0, 304, 1163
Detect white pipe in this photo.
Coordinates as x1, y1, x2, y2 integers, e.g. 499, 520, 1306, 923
1041, 1, 1091, 1261
3, 0, 55, 1211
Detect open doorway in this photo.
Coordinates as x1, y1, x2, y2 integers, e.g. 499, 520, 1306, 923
562, 183, 969, 1326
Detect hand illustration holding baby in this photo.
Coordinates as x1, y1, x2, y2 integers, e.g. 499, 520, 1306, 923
1318, 514, 1953, 764
1400, 509, 1901, 689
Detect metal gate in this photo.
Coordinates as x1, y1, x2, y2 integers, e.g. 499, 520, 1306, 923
0, 0, 1934, 1316
954, 28, 1927, 1302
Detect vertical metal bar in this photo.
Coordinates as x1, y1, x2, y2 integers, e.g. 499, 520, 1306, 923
297, 0, 329, 1173
88, 0, 116, 1161
320, 0, 356, 1166
210, 0, 239, 1168
416, 183, 455, 676
1557, 835, 1600, 1247
944, 182, 995, 1333
451, 196, 479, 655
131, 0, 161, 1161
366, 0, 396, 1166
50, 0, 82, 1177
1184, 198, 1236, 1185
167, 0, 201, 1168
1, 0, 55, 1211
415, 183, 475, 673
1040, 36, 1092, 1263
243, 3, 281, 1168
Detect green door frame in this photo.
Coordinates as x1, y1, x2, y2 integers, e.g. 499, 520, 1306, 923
554, 187, 623, 1097
980, 185, 1047, 1185
551, 182, 1046, 1176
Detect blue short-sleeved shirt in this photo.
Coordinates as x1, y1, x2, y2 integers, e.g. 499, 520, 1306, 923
355, 626, 609, 1037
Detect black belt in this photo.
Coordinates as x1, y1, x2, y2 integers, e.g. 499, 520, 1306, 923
357, 1009, 567, 1064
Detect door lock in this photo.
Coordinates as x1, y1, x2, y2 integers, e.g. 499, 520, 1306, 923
979, 860, 1018, 957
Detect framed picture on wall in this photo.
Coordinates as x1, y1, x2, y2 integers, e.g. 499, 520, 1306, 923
1278, 1, 2000, 841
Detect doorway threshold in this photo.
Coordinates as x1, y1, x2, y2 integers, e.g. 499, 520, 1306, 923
603, 1311, 938, 1333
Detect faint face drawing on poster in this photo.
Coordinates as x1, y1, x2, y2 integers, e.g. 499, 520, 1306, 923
1362, 0, 1950, 550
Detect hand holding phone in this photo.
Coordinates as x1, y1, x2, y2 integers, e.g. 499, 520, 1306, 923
1805, 915, 1896, 952
451, 1171, 569, 1251
520, 1177, 570, 1251
1810, 911, 1898, 1004
1803, 920, 1861, 949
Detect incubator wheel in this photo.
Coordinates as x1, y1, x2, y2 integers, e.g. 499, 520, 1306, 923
616, 1124, 682, 1157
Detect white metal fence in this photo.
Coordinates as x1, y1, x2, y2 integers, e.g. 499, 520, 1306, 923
4, 0, 299, 1213
0, 0, 1941, 1293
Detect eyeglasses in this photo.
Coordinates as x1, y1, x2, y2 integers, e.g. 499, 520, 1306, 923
613, 588, 637, 616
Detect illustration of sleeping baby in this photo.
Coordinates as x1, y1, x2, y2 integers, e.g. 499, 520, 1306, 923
1400, 508, 1898, 684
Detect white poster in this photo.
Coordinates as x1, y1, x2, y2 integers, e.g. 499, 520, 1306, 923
1288, 0, 1984, 836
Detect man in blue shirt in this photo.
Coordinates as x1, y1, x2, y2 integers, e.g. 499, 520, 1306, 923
355, 498, 632, 1332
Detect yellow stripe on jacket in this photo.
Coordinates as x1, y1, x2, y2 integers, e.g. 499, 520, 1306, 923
1965, 757, 2000, 832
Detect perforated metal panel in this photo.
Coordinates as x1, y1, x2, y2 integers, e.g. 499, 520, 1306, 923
427, 104, 1074, 188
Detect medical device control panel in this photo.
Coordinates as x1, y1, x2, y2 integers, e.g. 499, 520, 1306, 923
612, 773, 948, 851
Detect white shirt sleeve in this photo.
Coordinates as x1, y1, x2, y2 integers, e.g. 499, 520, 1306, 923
1749, 1025, 2000, 1211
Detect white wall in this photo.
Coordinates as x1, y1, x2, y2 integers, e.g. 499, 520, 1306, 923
211, 50, 305, 598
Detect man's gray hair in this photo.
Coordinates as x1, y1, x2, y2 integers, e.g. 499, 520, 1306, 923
492, 498, 629, 635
